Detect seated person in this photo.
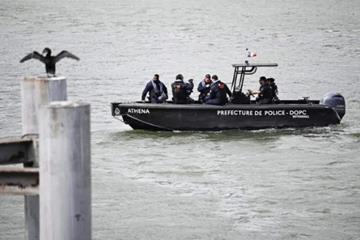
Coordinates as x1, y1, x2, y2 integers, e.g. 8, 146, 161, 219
268, 77, 279, 101
197, 74, 212, 103
141, 74, 168, 103
171, 74, 194, 104
248, 76, 273, 104
204, 75, 232, 105
231, 90, 250, 104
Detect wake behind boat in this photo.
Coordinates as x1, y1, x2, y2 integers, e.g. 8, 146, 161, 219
111, 63, 345, 131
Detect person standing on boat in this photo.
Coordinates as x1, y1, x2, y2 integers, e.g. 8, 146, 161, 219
204, 75, 232, 105
197, 74, 212, 103
171, 74, 194, 104
141, 74, 168, 103
268, 77, 279, 101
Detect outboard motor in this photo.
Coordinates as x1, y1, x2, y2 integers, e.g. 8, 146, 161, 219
321, 92, 346, 119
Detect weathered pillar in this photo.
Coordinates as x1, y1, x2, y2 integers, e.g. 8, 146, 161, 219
39, 101, 91, 240
21, 76, 67, 135
21, 76, 67, 240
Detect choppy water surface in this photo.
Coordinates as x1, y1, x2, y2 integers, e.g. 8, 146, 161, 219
0, 0, 359, 239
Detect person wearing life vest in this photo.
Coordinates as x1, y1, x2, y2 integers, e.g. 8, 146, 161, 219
268, 77, 279, 102
204, 75, 232, 105
248, 76, 273, 104
171, 74, 194, 104
197, 74, 212, 103
141, 74, 168, 103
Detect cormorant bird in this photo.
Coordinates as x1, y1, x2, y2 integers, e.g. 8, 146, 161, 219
20, 48, 80, 75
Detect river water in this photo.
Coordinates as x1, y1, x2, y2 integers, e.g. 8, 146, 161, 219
0, 0, 359, 239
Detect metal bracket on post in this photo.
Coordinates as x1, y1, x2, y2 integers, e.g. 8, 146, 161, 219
0, 137, 33, 165
0, 167, 39, 195
0, 137, 39, 195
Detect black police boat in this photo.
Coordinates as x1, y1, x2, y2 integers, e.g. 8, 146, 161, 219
111, 63, 345, 131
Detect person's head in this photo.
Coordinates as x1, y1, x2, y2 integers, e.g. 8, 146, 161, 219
204, 74, 212, 83
268, 78, 275, 84
211, 75, 218, 81
265, 78, 270, 85
259, 76, 266, 85
153, 74, 159, 81
176, 74, 184, 80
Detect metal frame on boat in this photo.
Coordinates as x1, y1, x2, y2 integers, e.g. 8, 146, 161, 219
231, 62, 278, 93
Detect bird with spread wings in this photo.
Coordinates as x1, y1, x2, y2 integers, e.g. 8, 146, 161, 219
20, 48, 80, 76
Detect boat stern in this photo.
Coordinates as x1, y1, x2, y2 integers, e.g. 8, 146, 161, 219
321, 92, 346, 120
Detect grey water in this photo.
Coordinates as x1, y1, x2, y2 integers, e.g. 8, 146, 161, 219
1, 0, 360, 239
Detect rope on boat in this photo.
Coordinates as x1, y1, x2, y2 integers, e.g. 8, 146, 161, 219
123, 114, 174, 131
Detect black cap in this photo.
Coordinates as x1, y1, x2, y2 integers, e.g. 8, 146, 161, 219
211, 75, 218, 80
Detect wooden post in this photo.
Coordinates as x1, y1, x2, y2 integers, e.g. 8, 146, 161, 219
21, 76, 67, 240
39, 101, 91, 240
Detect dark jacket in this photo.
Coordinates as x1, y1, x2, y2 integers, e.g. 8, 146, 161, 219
270, 83, 279, 101
256, 83, 273, 104
171, 79, 194, 104
197, 80, 212, 102
141, 80, 168, 103
205, 80, 232, 105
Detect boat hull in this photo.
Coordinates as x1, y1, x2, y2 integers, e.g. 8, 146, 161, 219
111, 102, 342, 131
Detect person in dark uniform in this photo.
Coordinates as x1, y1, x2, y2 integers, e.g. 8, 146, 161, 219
268, 77, 279, 101
171, 74, 194, 104
204, 75, 232, 105
197, 74, 212, 103
257, 77, 273, 104
141, 74, 168, 103
248, 76, 273, 104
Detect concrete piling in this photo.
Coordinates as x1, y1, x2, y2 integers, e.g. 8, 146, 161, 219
21, 76, 67, 240
39, 101, 91, 240
21, 76, 67, 136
